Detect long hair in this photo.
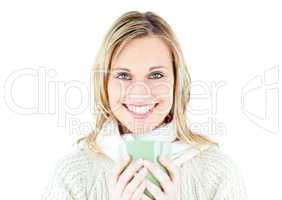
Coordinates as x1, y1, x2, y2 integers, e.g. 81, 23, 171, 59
77, 11, 218, 153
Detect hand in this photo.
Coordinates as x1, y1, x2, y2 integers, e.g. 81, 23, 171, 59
143, 155, 181, 200
109, 155, 149, 200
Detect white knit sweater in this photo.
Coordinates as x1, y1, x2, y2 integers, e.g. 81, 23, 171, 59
41, 144, 248, 200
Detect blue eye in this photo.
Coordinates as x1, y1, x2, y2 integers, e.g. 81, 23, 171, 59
114, 71, 164, 80
149, 72, 164, 79
115, 72, 130, 80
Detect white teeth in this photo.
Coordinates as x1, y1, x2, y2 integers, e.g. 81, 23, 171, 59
126, 104, 155, 114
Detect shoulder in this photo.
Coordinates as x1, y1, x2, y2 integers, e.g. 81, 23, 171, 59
190, 144, 248, 199
41, 147, 112, 199
50, 147, 112, 183
51, 148, 94, 178
193, 145, 238, 174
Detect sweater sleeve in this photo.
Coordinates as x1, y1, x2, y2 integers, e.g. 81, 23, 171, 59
41, 150, 90, 200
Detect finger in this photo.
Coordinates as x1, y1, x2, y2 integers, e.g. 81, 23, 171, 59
145, 179, 165, 200
122, 167, 148, 199
158, 155, 180, 182
143, 160, 172, 192
111, 154, 132, 184
117, 158, 144, 194
131, 179, 147, 200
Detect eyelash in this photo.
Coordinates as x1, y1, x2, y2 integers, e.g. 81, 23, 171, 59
114, 71, 164, 80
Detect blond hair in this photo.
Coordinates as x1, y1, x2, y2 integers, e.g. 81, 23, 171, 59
77, 11, 218, 153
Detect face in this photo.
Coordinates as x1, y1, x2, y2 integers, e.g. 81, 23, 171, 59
107, 36, 174, 134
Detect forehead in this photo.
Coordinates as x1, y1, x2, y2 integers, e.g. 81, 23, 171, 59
111, 36, 173, 71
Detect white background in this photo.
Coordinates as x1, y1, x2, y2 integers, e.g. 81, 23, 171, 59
0, 0, 281, 199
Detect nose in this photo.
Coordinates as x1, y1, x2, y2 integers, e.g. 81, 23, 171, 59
124, 81, 156, 105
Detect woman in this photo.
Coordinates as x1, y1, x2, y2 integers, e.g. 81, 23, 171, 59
42, 11, 247, 200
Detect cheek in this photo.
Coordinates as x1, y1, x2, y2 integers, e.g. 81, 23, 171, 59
108, 79, 121, 106
152, 81, 174, 112
107, 79, 129, 109
152, 81, 173, 101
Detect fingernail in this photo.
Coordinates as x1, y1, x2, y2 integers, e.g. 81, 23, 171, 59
160, 155, 168, 161
140, 167, 148, 175
142, 179, 147, 187
124, 154, 131, 161
143, 160, 150, 165
136, 158, 144, 164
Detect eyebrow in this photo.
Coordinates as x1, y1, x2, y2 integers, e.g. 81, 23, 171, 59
111, 66, 167, 72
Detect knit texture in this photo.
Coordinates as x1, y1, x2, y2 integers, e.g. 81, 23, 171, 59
41, 144, 248, 200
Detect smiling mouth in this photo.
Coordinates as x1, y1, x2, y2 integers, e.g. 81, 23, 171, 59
122, 103, 159, 115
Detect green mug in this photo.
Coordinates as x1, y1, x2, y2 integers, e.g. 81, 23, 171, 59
125, 140, 172, 199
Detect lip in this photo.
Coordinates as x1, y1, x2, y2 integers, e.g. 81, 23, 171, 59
123, 103, 157, 107
122, 103, 158, 119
